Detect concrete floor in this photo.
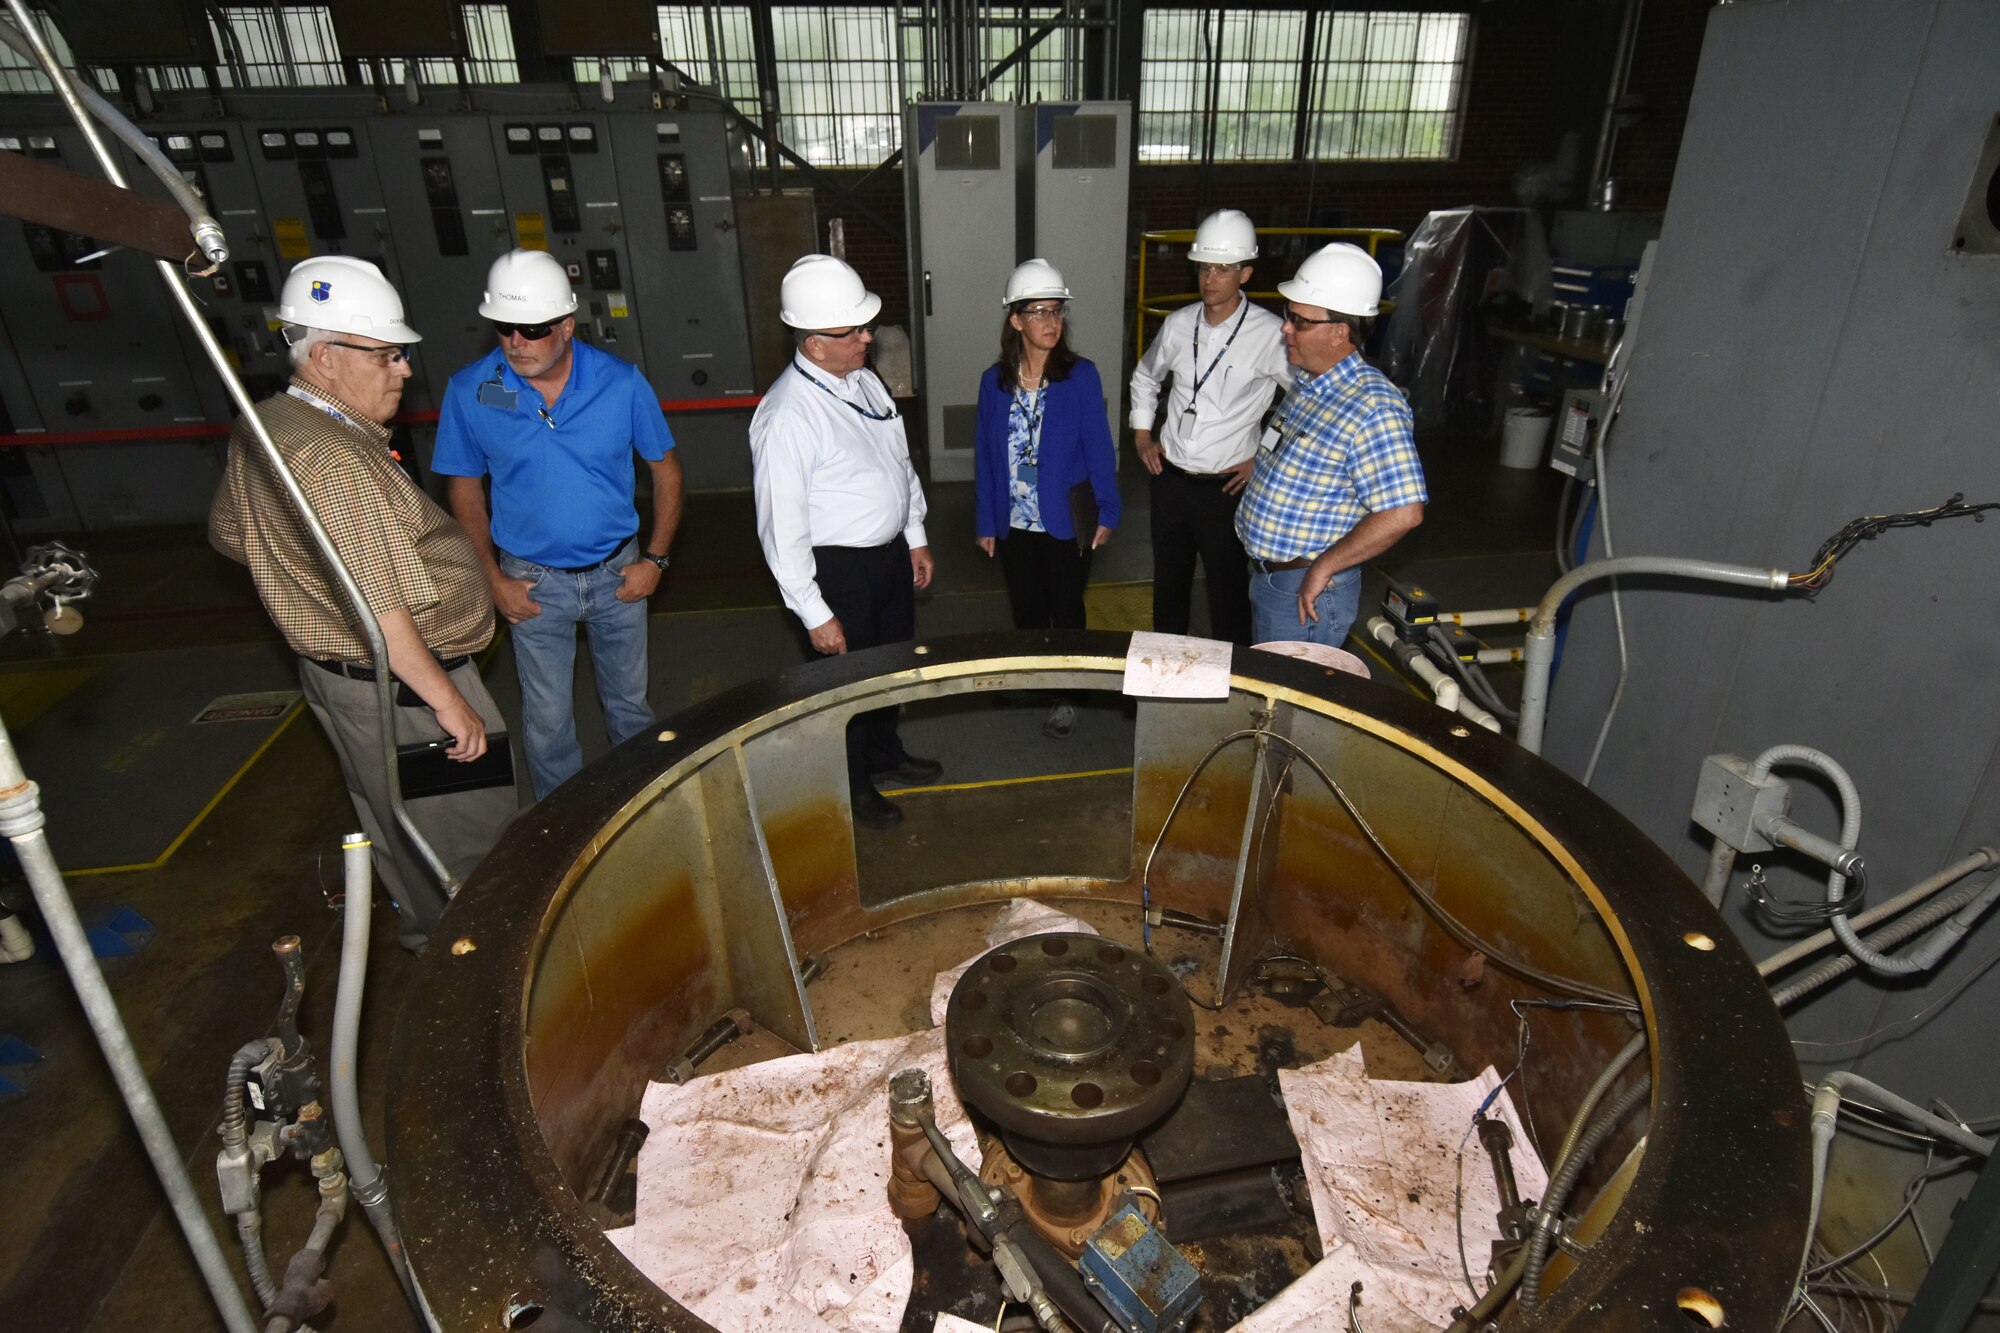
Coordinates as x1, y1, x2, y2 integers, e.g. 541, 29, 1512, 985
0, 428, 1566, 1331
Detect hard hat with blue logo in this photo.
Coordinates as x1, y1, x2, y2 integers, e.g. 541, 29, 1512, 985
275, 256, 422, 344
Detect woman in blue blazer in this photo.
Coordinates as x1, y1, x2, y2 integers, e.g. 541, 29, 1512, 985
974, 261, 1121, 736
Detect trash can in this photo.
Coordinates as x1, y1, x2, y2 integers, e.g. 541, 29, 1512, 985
1500, 408, 1550, 469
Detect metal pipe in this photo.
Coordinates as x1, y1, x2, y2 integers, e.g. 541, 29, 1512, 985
1759, 848, 1999, 976
1446, 608, 1534, 628
272, 936, 306, 1054
1700, 836, 1737, 908
1818, 1071, 1992, 1160
1587, 0, 1646, 204
1520, 1076, 1652, 1311
329, 833, 421, 1310
1517, 556, 1790, 753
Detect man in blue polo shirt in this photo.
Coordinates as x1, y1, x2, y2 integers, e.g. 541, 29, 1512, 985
434, 249, 683, 799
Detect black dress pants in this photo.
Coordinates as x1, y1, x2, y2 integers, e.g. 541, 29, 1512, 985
998, 527, 1090, 630
1149, 464, 1252, 645
810, 538, 915, 792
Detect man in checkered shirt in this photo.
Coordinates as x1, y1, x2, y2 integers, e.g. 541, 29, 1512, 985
1235, 242, 1426, 648
210, 258, 517, 952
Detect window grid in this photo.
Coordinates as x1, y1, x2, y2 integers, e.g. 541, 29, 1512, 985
210, 5, 347, 88
771, 6, 910, 168
0, 10, 112, 96
1307, 12, 1468, 161
977, 6, 1074, 104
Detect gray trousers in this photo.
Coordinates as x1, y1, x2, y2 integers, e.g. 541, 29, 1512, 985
297, 657, 518, 944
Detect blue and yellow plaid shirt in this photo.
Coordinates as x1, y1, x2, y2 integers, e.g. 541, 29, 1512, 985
1235, 352, 1426, 562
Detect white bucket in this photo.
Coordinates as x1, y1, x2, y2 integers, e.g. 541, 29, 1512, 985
1499, 408, 1550, 470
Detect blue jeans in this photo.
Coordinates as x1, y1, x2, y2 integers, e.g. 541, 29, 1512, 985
1250, 563, 1362, 648
499, 539, 654, 799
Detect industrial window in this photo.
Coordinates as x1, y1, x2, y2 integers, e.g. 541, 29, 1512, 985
0, 10, 114, 95
576, 6, 760, 100
1140, 6, 1470, 164
207, 5, 346, 88
381, 6, 519, 86
978, 5, 1078, 104
771, 6, 911, 168
1306, 11, 1469, 160
1138, 9, 1307, 163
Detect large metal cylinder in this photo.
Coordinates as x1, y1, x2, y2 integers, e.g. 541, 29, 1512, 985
387, 631, 1811, 1331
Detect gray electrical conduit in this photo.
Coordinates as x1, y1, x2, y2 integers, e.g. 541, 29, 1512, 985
331, 832, 421, 1309
1769, 871, 2000, 1010
1516, 557, 1792, 753
1519, 1076, 1654, 1313
221, 1038, 283, 1310
4, 0, 457, 898
1758, 848, 1999, 977
0, 21, 226, 264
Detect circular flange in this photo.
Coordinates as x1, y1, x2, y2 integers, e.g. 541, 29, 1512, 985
946, 933, 1194, 1166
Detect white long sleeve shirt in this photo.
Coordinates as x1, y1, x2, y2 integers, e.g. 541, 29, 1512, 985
750, 353, 930, 630
1128, 299, 1292, 473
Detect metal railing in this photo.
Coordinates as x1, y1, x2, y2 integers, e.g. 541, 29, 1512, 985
1135, 226, 1402, 362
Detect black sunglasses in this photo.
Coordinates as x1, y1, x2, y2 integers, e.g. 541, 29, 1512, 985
492, 320, 557, 341
1282, 307, 1345, 328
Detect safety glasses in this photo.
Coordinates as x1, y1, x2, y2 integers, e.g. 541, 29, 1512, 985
327, 341, 410, 365
492, 320, 557, 342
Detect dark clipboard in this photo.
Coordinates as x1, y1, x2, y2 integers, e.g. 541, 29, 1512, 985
397, 733, 515, 799
1067, 481, 1098, 556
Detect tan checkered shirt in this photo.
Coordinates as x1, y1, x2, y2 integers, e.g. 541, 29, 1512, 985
209, 378, 495, 665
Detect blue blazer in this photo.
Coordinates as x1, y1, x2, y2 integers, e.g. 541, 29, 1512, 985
973, 358, 1122, 542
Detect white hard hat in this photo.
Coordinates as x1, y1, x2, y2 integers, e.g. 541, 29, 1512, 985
1188, 209, 1258, 264
1277, 242, 1382, 318
276, 256, 421, 345
1003, 258, 1070, 306
779, 254, 882, 329
478, 249, 578, 323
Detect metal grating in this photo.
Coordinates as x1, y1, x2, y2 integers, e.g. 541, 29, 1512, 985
1306, 12, 1468, 161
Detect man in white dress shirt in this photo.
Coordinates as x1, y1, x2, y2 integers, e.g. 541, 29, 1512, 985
750, 255, 942, 831
1129, 209, 1293, 645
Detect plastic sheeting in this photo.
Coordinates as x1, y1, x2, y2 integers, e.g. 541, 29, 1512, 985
1379, 208, 1553, 430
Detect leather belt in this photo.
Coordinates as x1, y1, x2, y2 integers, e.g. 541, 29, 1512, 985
1251, 556, 1313, 573
308, 654, 471, 683
1158, 457, 1235, 483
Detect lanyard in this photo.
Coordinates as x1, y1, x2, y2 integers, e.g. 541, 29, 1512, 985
793, 361, 899, 421
1185, 301, 1249, 415
1012, 386, 1045, 466
286, 384, 361, 431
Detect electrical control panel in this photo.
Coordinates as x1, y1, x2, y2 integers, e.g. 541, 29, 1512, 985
1550, 388, 1605, 483
0, 87, 762, 530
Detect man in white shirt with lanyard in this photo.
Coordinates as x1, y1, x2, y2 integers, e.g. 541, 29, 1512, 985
750, 255, 943, 832
1129, 210, 1292, 645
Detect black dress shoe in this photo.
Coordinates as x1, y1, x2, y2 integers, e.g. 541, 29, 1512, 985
873, 754, 944, 786
852, 786, 905, 830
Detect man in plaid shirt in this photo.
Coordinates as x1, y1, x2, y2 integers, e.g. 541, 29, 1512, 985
1236, 243, 1426, 647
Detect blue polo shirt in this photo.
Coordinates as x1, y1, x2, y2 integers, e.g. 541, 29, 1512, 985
433, 341, 674, 568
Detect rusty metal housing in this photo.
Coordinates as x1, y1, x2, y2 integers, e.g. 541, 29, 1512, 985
387, 632, 1811, 1331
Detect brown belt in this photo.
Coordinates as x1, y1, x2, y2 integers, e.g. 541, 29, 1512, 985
1252, 556, 1313, 573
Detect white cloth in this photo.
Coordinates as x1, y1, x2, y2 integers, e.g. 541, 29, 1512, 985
751, 353, 931, 630
1128, 300, 1291, 474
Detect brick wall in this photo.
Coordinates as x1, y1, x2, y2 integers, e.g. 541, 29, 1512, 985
800, 0, 1711, 330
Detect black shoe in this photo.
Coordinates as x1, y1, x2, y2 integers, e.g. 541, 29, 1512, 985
873, 754, 944, 786
852, 787, 905, 830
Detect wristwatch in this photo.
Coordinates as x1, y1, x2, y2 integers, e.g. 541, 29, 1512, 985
643, 549, 671, 572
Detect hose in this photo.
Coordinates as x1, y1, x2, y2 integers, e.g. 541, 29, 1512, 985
236, 1211, 277, 1311
220, 1037, 279, 1308
1518, 1076, 1652, 1312
1770, 872, 2000, 1008
0, 20, 226, 264
328, 833, 421, 1310
1550, 1034, 1647, 1191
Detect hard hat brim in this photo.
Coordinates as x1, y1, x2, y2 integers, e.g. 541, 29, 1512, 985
781, 290, 882, 330
1187, 246, 1256, 264
1276, 276, 1379, 318
476, 296, 578, 323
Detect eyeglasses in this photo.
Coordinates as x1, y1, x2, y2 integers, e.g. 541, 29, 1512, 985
492, 320, 557, 342
1282, 307, 1345, 328
326, 341, 410, 365
1017, 304, 1067, 322
814, 323, 876, 341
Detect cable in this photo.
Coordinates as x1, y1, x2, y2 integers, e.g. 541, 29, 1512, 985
1142, 727, 1635, 1006
1807, 1147, 1934, 1279
1790, 493, 2000, 591
1789, 938, 2000, 1056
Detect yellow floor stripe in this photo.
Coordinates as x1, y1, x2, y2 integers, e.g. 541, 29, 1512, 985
883, 765, 1132, 798
67, 702, 306, 877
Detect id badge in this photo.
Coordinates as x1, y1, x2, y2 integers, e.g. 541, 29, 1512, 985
1016, 462, 1038, 485
476, 380, 518, 410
